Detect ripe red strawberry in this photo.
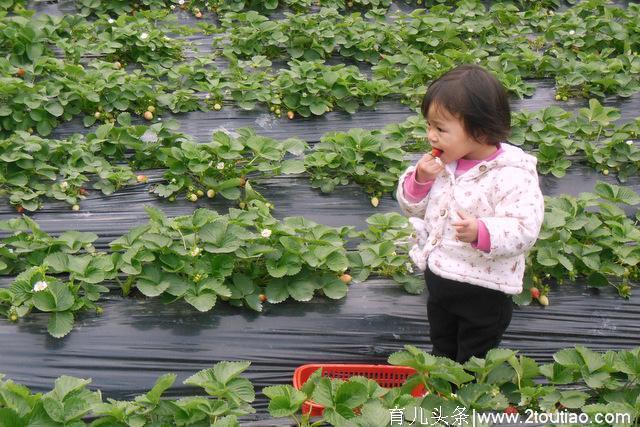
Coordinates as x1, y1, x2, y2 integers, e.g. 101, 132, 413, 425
339, 274, 352, 284
504, 406, 518, 415
16, 205, 24, 214
431, 148, 443, 157
530, 286, 540, 299
16, 67, 25, 78
259, 294, 267, 302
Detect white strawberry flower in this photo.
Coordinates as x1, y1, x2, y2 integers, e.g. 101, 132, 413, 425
569, 30, 575, 35
261, 229, 272, 238
190, 247, 201, 257
626, 140, 634, 145
107, 18, 114, 24
467, 27, 474, 32
178, 0, 185, 4
405, 262, 414, 273
33, 281, 48, 292
170, 4, 175, 9
216, 162, 225, 170
140, 32, 149, 40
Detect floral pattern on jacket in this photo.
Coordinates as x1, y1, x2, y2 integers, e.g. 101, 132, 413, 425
396, 143, 545, 295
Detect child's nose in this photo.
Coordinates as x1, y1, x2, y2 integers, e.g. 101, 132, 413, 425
428, 128, 438, 142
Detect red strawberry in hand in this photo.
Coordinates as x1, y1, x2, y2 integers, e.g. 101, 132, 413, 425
431, 148, 443, 158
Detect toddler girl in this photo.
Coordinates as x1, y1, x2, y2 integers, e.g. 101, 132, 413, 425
396, 64, 544, 363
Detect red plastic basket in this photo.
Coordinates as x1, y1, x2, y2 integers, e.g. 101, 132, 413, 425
293, 364, 425, 416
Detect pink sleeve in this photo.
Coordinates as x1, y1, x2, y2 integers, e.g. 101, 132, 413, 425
471, 220, 491, 253
402, 170, 434, 203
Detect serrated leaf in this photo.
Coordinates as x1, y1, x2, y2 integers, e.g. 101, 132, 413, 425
48, 311, 74, 338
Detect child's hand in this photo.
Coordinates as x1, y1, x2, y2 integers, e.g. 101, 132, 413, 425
452, 210, 478, 243
415, 152, 445, 183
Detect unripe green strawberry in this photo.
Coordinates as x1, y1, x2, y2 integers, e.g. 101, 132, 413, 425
188, 193, 198, 202
538, 295, 549, 306
207, 189, 216, 198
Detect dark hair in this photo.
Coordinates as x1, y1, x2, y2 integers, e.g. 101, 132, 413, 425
421, 64, 511, 146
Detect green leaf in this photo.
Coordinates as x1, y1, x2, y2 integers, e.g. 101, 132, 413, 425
263, 385, 307, 418
45, 252, 69, 272
214, 361, 252, 385
33, 283, 75, 312
335, 382, 368, 409
265, 278, 289, 303
280, 159, 306, 174
145, 373, 176, 404
44, 102, 64, 117
48, 311, 74, 338
288, 278, 315, 302
321, 278, 348, 300
310, 377, 333, 408
185, 292, 217, 312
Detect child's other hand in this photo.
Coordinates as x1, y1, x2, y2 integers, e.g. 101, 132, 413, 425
452, 210, 478, 243
415, 152, 445, 183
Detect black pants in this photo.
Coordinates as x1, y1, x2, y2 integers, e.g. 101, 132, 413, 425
425, 265, 513, 364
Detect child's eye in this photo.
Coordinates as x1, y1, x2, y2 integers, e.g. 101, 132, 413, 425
437, 127, 445, 132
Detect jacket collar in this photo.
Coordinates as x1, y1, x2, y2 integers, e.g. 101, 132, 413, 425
442, 143, 538, 181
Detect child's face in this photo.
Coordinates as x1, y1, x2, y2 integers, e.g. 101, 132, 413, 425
426, 103, 492, 163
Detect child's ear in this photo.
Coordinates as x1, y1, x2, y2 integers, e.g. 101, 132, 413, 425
474, 133, 489, 145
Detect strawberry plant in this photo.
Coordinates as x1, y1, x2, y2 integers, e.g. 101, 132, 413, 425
1, 265, 108, 337
0, 0, 25, 11
109, 202, 352, 312
265, 370, 414, 427
152, 128, 306, 201
304, 128, 407, 199
348, 213, 424, 294
0, 216, 100, 275
0, 129, 138, 211
522, 182, 640, 300
583, 120, 640, 183
223, 58, 274, 111
381, 114, 429, 153
75, 0, 173, 17
220, 11, 286, 59
0, 13, 58, 64
275, 60, 388, 116
0, 361, 255, 426
89, 12, 186, 67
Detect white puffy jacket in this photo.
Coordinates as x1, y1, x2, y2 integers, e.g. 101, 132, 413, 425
396, 143, 545, 295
